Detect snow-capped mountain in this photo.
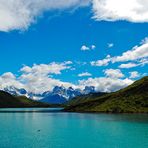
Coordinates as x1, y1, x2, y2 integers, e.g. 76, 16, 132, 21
2, 85, 97, 104
40, 86, 83, 104
3, 86, 27, 96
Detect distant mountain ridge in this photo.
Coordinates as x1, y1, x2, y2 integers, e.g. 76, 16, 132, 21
64, 76, 148, 113
40, 86, 96, 104
2, 85, 96, 104
1, 76, 148, 111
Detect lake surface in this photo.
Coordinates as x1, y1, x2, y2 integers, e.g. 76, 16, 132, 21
0, 108, 148, 148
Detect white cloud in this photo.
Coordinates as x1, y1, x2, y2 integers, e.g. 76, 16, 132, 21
141, 37, 148, 44
91, 55, 111, 66
0, 0, 90, 32
119, 63, 138, 69
20, 61, 72, 75
81, 45, 90, 51
106, 55, 111, 58
1, 0, 148, 32
0, 61, 74, 94
108, 43, 114, 48
78, 72, 92, 77
92, 37, 148, 68
92, 0, 148, 22
19, 61, 74, 93
81, 45, 96, 51
104, 69, 124, 79
129, 71, 140, 79
0, 72, 24, 89
1, 72, 16, 79
112, 41, 148, 63
20, 66, 32, 73
0, 62, 136, 94
19, 74, 74, 94
78, 68, 134, 92
139, 58, 148, 66
91, 45, 96, 50
79, 77, 133, 92
64, 61, 73, 65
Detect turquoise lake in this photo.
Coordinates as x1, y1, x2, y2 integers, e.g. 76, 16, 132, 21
0, 108, 148, 148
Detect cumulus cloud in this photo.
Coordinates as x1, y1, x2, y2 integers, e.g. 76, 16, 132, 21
112, 41, 148, 63
139, 58, 148, 66
141, 37, 148, 44
79, 77, 133, 92
92, 37, 148, 68
1, 0, 148, 32
119, 63, 138, 69
129, 71, 140, 79
81, 45, 96, 51
0, 61, 74, 94
19, 74, 73, 94
21, 61, 72, 75
1, 72, 16, 79
0, 72, 24, 89
104, 69, 124, 79
0, 61, 135, 94
91, 55, 111, 66
78, 72, 92, 77
91, 45, 96, 50
0, 0, 90, 32
78, 68, 133, 92
81, 45, 90, 51
19, 61, 74, 93
108, 43, 114, 48
92, 0, 148, 22
119, 59, 148, 69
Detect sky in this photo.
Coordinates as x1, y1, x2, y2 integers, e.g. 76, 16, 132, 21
0, 0, 148, 94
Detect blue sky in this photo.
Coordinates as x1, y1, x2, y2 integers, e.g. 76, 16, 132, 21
0, 0, 148, 93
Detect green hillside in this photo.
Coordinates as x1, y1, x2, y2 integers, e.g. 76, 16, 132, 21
64, 76, 148, 113
66, 92, 107, 106
0, 91, 51, 108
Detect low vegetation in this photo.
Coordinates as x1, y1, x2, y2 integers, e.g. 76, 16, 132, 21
64, 76, 148, 113
0, 91, 52, 108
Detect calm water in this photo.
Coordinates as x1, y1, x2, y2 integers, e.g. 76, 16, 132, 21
0, 108, 148, 148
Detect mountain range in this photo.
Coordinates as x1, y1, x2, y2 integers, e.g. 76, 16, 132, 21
2, 85, 96, 104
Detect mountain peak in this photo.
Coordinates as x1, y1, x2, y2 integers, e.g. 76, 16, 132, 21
2, 84, 98, 104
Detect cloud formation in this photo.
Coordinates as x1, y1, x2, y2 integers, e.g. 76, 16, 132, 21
0, 61, 135, 94
92, 0, 148, 22
129, 71, 140, 79
21, 61, 72, 75
91, 38, 148, 68
1, 0, 148, 32
108, 43, 114, 48
79, 77, 133, 92
81, 45, 96, 51
112, 41, 148, 63
0, 61, 74, 93
91, 55, 111, 66
0, 72, 24, 89
78, 72, 92, 77
119, 63, 138, 69
0, 0, 90, 32
104, 69, 124, 79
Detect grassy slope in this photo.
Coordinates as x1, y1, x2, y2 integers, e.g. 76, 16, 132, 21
64, 76, 148, 113
0, 91, 52, 108
66, 92, 107, 106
